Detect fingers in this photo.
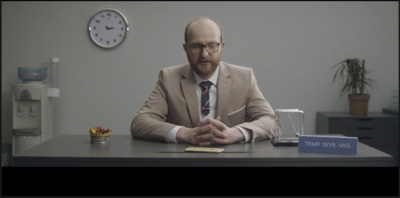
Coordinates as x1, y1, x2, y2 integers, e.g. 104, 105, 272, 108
196, 116, 229, 146
198, 117, 226, 131
198, 124, 227, 138
198, 137, 229, 146
177, 127, 202, 145
201, 138, 229, 146
196, 124, 228, 146
197, 117, 212, 127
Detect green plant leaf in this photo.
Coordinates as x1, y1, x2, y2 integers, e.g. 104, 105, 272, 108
330, 58, 376, 97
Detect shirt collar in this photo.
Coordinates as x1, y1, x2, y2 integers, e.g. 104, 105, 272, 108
193, 65, 219, 86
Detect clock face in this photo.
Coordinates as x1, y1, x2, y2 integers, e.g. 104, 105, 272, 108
88, 9, 129, 48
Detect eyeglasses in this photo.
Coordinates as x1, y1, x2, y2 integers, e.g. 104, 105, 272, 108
187, 42, 220, 54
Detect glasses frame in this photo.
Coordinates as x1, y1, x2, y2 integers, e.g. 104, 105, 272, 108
187, 42, 221, 54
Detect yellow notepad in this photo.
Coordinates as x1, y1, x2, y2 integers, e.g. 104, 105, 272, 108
184, 147, 224, 153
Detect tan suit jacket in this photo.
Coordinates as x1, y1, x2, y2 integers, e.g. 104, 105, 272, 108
131, 61, 276, 142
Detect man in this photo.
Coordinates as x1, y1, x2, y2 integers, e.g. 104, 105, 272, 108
131, 17, 276, 146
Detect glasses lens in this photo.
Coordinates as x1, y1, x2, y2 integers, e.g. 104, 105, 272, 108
206, 43, 219, 53
190, 44, 202, 53
189, 43, 220, 53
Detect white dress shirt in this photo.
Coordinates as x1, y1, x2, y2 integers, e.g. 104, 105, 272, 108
166, 65, 250, 143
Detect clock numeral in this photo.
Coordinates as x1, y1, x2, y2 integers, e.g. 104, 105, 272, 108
107, 13, 111, 17
93, 26, 97, 30
106, 40, 110, 45
113, 38, 117, 43
120, 27, 124, 31
96, 19, 100, 23
119, 34, 122, 38
100, 15, 105, 18
119, 20, 122, 24
95, 33, 98, 37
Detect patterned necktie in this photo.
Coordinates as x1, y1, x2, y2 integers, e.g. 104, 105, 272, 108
200, 81, 213, 116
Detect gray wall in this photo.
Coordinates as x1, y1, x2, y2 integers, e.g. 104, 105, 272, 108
2, 1, 398, 143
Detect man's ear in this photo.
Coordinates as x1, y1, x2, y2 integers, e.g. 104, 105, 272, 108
221, 41, 226, 49
183, 43, 188, 53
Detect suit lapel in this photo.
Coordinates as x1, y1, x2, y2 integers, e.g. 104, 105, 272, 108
217, 62, 232, 123
181, 64, 200, 127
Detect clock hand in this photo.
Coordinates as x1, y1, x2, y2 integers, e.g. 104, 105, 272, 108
105, 25, 114, 30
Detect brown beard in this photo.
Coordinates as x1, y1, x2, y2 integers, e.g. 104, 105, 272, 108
191, 62, 218, 78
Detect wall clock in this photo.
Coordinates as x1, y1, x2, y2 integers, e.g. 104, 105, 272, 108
88, 8, 129, 48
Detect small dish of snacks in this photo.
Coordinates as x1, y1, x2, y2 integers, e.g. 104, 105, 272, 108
89, 126, 111, 144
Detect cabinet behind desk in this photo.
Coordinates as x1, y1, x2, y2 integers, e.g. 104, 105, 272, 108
316, 111, 399, 166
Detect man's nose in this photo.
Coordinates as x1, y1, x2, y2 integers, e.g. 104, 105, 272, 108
200, 46, 209, 56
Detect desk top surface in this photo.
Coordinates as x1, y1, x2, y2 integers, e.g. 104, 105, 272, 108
14, 135, 392, 160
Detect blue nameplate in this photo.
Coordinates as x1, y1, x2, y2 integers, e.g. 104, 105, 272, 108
298, 135, 358, 155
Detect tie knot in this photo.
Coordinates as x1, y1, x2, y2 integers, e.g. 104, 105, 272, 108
200, 81, 213, 89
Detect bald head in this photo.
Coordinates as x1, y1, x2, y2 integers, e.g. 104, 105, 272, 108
184, 17, 223, 43
182, 17, 225, 79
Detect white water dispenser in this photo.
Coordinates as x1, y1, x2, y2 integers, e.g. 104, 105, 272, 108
12, 82, 54, 154
12, 57, 60, 154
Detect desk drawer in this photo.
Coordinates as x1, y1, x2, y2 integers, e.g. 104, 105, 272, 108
329, 118, 397, 128
330, 128, 395, 146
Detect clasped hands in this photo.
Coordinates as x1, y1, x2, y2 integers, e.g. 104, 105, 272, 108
176, 116, 245, 146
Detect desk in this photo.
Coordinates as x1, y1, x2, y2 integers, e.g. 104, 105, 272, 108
12, 135, 393, 167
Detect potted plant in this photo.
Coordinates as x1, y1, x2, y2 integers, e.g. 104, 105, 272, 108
331, 58, 377, 115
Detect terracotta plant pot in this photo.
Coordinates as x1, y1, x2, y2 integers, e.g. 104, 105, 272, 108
348, 94, 370, 115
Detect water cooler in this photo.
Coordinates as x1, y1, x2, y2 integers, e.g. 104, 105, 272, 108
12, 57, 60, 154
12, 82, 54, 154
